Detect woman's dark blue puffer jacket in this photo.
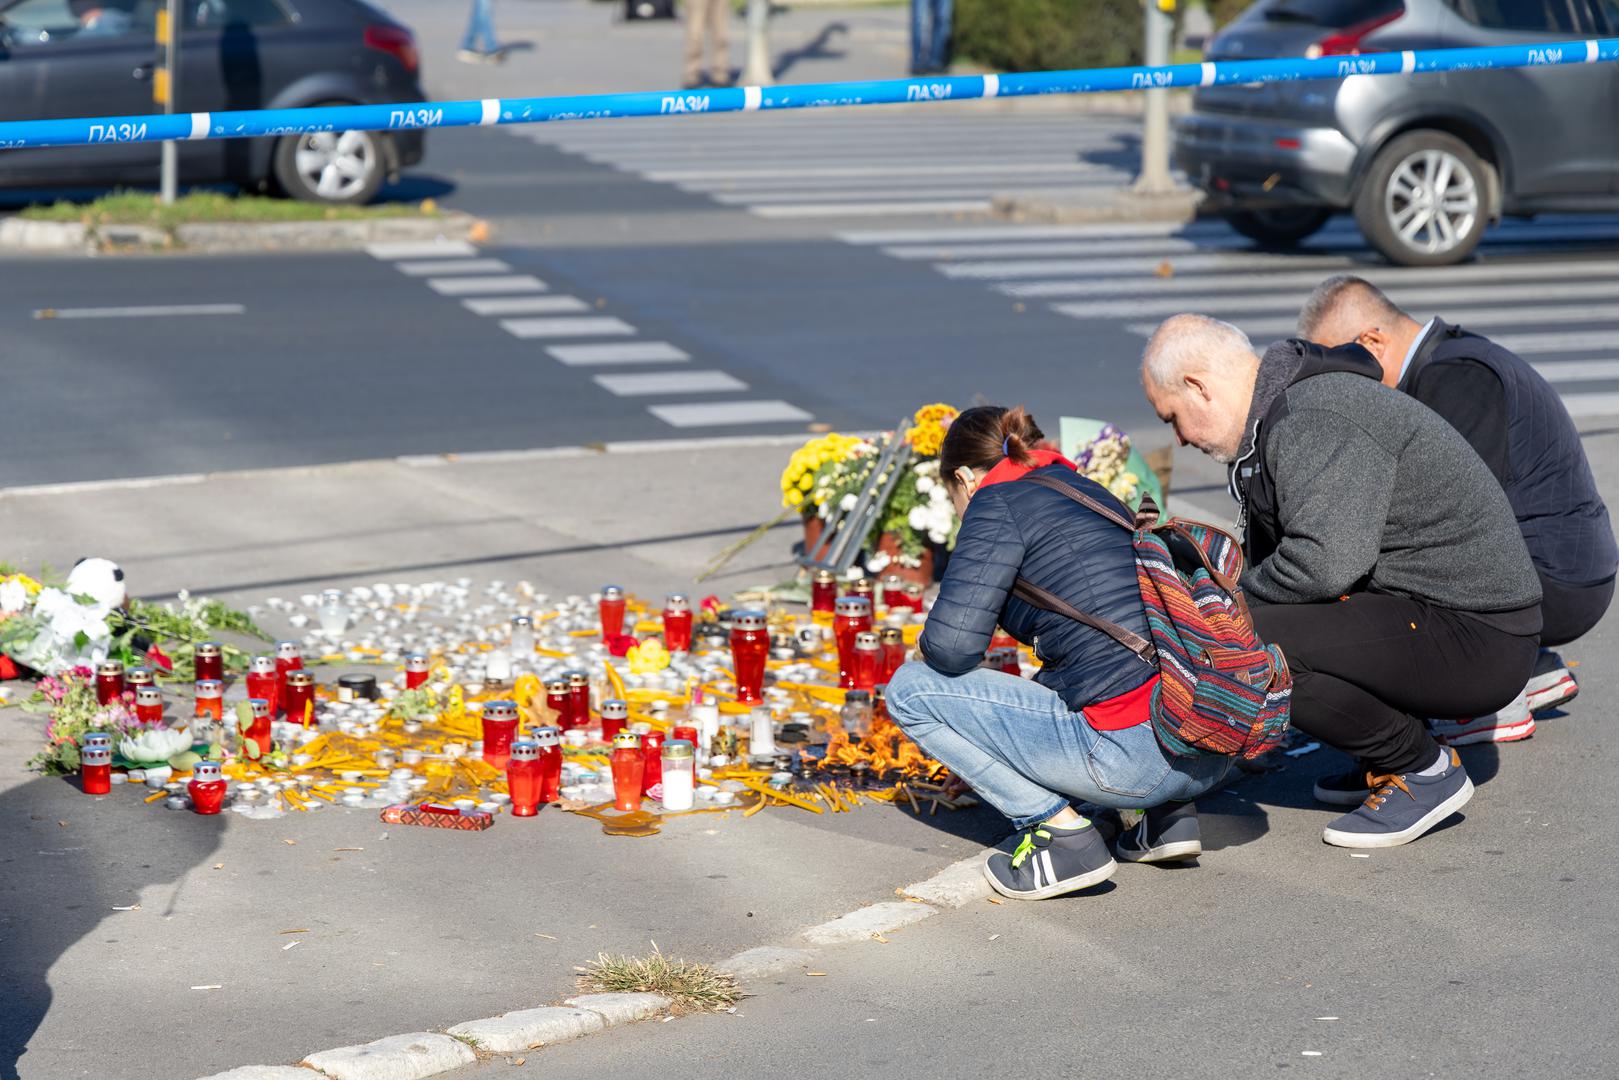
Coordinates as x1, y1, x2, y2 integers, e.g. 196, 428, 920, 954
917, 463, 1155, 711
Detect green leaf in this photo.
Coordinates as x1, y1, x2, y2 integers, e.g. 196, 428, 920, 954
244, 739, 261, 760
74, 631, 90, 650
234, 700, 255, 734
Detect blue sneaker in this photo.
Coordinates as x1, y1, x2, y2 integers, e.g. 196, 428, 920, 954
984, 819, 1117, 900
1115, 801, 1203, 863
1321, 748, 1474, 849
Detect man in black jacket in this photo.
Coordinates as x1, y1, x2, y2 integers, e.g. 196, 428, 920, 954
1298, 276, 1616, 745
1141, 314, 1542, 848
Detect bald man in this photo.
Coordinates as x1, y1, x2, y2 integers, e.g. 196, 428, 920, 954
1141, 314, 1541, 848
1298, 276, 1615, 742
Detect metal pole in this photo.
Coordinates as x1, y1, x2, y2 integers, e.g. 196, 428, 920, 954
1133, 0, 1175, 194
158, 0, 180, 203
741, 0, 772, 86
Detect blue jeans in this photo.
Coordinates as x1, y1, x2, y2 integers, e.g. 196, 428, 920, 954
885, 662, 1232, 828
460, 0, 497, 54
910, 0, 952, 73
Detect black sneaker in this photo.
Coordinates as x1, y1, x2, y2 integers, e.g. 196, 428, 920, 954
983, 819, 1117, 900
1525, 648, 1578, 714
1114, 801, 1202, 863
1313, 766, 1371, 807
1321, 749, 1474, 849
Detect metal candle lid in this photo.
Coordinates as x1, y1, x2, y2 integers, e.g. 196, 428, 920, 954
565, 670, 590, 689
248, 698, 272, 717
545, 678, 569, 696
601, 585, 624, 602
531, 725, 562, 748
193, 761, 223, 781
275, 641, 301, 661
97, 660, 125, 677
664, 593, 691, 612
834, 597, 872, 618
845, 690, 872, 705
732, 610, 768, 632
82, 732, 113, 750
612, 731, 642, 750
600, 700, 629, 721
852, 578, 875, 596
854, 631, 880, 650
81, 745, 112, 766
508, 741, 540, 762
286, 670, 315, 688
879, 627, 904, 644
662, 739, 695, 760
250, 655, 277, 676
135, 686, 163, 706
873, 684, 887, 702
511, 614, 533, 629
482, 700, 519, 722
127, 667, 155, 686
195, 642, 222, 660
405, 652, 430, 673
904, 582, 924, 598
813, 568, 837, 584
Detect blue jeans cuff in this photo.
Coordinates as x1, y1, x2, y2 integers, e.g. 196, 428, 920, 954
1010, 798, 1071, 831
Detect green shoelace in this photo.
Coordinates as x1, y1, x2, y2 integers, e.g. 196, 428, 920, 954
1010, 818, 1091, 869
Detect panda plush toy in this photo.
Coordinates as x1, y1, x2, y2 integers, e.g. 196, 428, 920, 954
65, 557, 127, 613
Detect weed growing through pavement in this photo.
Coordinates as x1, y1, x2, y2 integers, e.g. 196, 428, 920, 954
577, 945, 740, 1013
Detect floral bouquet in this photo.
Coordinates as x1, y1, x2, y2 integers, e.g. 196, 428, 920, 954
1061, 419, 1166, 512
23, 667, 146, 774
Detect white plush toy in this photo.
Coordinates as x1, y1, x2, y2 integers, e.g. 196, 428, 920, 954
9, 557, 127, 674
65, 557, 127, 611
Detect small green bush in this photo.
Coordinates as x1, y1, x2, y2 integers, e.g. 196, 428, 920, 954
954, 0, 1146, 73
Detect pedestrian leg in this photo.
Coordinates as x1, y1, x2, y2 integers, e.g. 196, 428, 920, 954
683, 0, 710, 87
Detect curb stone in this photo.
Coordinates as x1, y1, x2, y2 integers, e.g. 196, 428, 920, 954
564, 992, 672, 1024
993, 185, 1205, 226
196, 1068, 326, 1079
446, 1006, 607, 1053
714, 945, 819, 978
903, 852, 994, 908
301, 1033, 475, 1080
0, 210, 478, 254
802, 900, 938, 945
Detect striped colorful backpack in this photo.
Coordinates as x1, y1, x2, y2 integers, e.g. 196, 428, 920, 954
1012, 473, 1292, 761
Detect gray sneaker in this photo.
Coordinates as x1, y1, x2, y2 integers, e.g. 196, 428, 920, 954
1115, 801, 1203, 863
984, 819, 1117, 900
1321, 748, 1474, 849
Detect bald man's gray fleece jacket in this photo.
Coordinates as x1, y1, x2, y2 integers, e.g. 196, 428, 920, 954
1228, 340, 1542, 632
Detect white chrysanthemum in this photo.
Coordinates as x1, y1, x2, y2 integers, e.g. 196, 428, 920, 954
915, 476, 934, 495
866, 551, 892, 573
908, 505, 930, 531
0, 579, 26, 614
840, 493, 858, 512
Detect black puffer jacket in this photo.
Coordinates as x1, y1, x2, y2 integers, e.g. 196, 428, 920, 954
918, 463, 1155, 711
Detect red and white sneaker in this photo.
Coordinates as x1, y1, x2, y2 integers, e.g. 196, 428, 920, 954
1525, 649, 1579, 714
1430, 692, 1536, 746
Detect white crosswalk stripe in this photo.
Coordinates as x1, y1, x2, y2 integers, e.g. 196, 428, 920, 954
841, 215, 1619, 418
517, 111, 1140, 219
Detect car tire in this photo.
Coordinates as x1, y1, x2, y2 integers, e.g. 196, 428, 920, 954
1354, 130, 1487, 267
1221, 207, 1332, 247
271, 119, 385, 206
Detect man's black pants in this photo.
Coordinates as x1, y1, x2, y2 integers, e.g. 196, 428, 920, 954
1251, 593, 1538, 774
1539, 571, 1615, 648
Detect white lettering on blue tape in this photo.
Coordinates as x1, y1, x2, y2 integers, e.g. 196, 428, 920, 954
743, 86, 762, 111
1401, 51, 1415, 73
480, 99, 499, 125
982, 74, 999, 98
188, 112, 209, 139
1200, 62, 1216, 87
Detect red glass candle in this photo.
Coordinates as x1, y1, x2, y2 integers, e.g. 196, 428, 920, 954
851, 578, 875, 604
903, 583, 925, 612
507, 741, 542, 817
532, 725, 563, 803
95, 661, 126, 707
283, 670, 316, 727
566, 671, 591, 730
404, 652, 430, 690
671, 724, 699, 749
80, 744, 112, 795
275, 642, 303, 717
188, 761, 227, 815
545, 678, 573, 729
194, 642, 223, 683
663, 593, 694, 653
610, 731, 645, 812
852, 631, 881, 691
641, 730, 665, 798
599, 585, 626, 641
481, 700, 520, 769
988, 645, 1021, 676
194, 680, 224, 721
833, 597, 873, 690
134, 686, 164, 725
879, 627, 907, 683
244, 698, 273, 757
730, 611, 770, 706
872, 684, 890, 725
600, 700, 629, 743
811, 569, 837, 614
126, 666, 155, 695
246, 655, 279, 718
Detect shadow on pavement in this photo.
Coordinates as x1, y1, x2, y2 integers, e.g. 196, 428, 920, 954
773, 21, 848, 81
0, 775, 222, 1080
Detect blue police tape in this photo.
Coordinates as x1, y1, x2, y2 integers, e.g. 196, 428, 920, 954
2, 37, 1617, 151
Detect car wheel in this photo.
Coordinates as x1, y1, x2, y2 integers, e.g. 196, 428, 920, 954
1354, 130, 1487, 267
272, 126, 385, 206
1221, 207, 1332, 247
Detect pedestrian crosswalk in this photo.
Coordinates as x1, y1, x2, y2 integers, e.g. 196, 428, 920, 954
512, 110, 1138, 218
839, 215, 1619, 419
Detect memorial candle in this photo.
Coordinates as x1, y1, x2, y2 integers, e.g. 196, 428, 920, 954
545, 678, 573, 729
600, 700, 629, 743
730, 611, 769, 706
134, 685, 164, 725
599, 585, 626, 640
95, 660, 125, 707
193, 642, 223, 683
481, 700, 520, 769
532, 725, 562, 803
641, 729, 665, 799
565, 670, 591, 730
404, 652, 430, 690
507, 742, 542, 817
610, 731, 645, 812
188, 761, 227, 815
244, 698, 273, 757
832, 597, 873, 690
879, 627, 907, 683
811, 569, 837, 613
283, 670, 316, 727
80, 743, 112, 795
246, 655, 279, 717
852, 631, 881, 691
662, 593, 694, 653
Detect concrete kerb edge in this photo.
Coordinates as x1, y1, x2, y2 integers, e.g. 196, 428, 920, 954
0, 211, 480, 255
193, 848, 999, 1080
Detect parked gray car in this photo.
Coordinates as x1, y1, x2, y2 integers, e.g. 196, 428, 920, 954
1174, 0, 1619, 264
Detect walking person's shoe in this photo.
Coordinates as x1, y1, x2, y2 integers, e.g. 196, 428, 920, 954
1525, 648, 1579, 714
1114, 801, 1202, 863
1313, 766, 1371, 806
1429, 691, 1535, 746
1321, 748, 1474, 849
456, 48, 483, 63
984, 817, 1117, 900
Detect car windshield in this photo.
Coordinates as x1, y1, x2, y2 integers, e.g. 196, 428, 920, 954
1263, 0, 1402, 25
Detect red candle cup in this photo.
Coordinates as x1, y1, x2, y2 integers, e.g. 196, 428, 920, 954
246, 655, 279, 718
188, 761, 227, 815
671, 724, 699, 750
879, 627, 907, 684
532, 725, 563, 803
193, 642, 224, 683
873, 684, 890, 725
903, 583, 926, 612
600, 700, 629, 743
507, 741, 543, 817
852, 631, 881, 691
566, 671, 592, 730
126, 667, 155, 695
275, 642, 303, 717
194, 679, 224, 721
811, 569, 837, 614
404, 652, 430, 690
851, 578, 876, 603
244, 698, 274, 757
80, 744, 112, 795
641, 730, 665, 798
284, 670, 316, 727
988, 646, 1021, 676
610, 731, 645, 812
662, 593, 694, 653
95, 661, 126, 707
599, 585, 627, 641
730, 611, 770, 706
481, 700, 520, 769
134, 686, 164, 726
833, 597, 874, 690
545, 678, 573, 729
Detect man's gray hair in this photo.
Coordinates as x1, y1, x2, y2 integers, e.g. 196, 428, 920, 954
1297, 275, 1407, 339
1141, 313, 1257, 390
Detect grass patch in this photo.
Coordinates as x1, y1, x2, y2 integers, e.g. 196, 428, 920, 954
577, 948, 741, 1013
19, 190, 438, 228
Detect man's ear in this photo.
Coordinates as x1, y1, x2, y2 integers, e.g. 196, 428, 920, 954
1181, 372, 1214, 403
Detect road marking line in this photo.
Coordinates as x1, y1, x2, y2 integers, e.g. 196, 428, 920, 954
1125, 303, 1619, 338
499, 316, 636, 339
463, 295, 589, 316
751, 200, 993, 218
649, 400, 813, 427
1557, 391, 1619, 417
366, 240, 478, 260
594, 370, 748, 396
1052, 280, 1619, 320
1499, 331, 1619, 356
395, 258, 512, 276
711, 182, 1112, 205
426, 274, 547, 296
1533, 359, 1619, 382
548, 342, 691, 366
649, 162, 1105, 182
32, 303, 243, 319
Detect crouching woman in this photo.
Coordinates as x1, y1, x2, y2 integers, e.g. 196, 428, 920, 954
885, 406, 1230, 900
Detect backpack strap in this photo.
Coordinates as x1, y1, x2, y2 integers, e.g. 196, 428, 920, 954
1011, 578, 1158, 665
1020, 471, 1158, 530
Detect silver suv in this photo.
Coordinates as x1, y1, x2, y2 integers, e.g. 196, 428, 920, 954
1174, 0, 1619, 265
